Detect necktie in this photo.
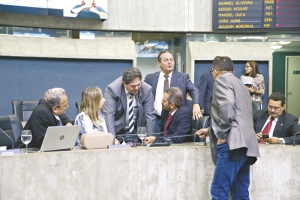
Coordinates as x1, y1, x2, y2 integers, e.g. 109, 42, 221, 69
164, 114, 172, 135
262, 117, 274, 136
128, 94, 134, 133
164, 75, 169, 94
56, 119, 62, 126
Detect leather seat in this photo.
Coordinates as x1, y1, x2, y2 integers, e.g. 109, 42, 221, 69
75, 101, 81, 114
12, 100, 39, 127
0, 115, 23, 149
192, 115, 211, 145
252, 101, 262, 113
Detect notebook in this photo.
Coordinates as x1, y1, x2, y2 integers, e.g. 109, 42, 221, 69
28, 125, 81, 152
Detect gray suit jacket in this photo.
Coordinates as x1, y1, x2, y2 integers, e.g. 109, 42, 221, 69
209, 73, 260, 165
103, 77, 156, 135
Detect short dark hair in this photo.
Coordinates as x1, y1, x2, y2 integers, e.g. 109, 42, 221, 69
165, 87, 183, 107
122, 67, 142, 84
158, 50, 174, 62
268, 92, 285, 106
212, 56, 234, 72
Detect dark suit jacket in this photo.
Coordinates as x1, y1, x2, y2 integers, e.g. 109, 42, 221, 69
197, 70, 214, 115
103, 77, 156, 135
253, 110, 300, 144
15, 101, 71, 148
144, 71, 200, 106
156, 106, 192, 143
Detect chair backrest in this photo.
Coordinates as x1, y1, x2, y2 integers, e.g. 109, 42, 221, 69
12, 100, 39, 121
75, 101, 81, 114
0, 115, 23, 149
192, 115, 211, 145
252, 101, 262, 113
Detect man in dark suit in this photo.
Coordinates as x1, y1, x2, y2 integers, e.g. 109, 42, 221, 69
196, 56, 259, 199
144, 87, 192, 143
144, 50, 201, 132
197, 69, 214, 115
15, 88, 72, 148
254, 92, 300, 144
103, 67, 156, 143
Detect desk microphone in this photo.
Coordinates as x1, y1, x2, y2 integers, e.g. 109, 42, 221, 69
0, 128, 14, 150
293, 131, 300, 146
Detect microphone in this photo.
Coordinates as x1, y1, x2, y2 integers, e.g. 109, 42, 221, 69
0, 127, 14, 150
293, 131, 300, 146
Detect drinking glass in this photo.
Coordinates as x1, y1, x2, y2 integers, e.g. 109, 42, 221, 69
21, 130, 32, 153
137, 127, 147, 147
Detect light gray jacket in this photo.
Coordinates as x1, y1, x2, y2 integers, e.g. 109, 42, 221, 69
209, 72, 260, 165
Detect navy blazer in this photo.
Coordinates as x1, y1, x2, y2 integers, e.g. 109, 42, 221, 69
144, 71, 200, 106
156, 106, 192, 143
253, 110, 300, 144
197, 70, 214, 115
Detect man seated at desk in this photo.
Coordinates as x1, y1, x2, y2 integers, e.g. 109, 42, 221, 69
144, 87, 192, 144
253, 92, 300, 144
15, 88, 72, 148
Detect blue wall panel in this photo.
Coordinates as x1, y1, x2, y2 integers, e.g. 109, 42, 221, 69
0, 57, 132, 118
194, 60, 269, 110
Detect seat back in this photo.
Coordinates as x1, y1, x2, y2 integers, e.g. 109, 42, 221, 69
0, 115, 23, 149
75, 101, 81, 114
192, 116, 211, 145
12, 100, 39, 121
252, 101, 262, 113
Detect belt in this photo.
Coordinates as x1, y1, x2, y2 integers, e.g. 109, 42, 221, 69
156, 114, 161, 119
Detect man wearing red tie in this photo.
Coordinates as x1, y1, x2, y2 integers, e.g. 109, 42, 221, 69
254, 92, 300, 144
144, 87, 192, 143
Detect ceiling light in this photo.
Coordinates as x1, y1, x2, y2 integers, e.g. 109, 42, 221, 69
271, 45, 282, 50
278, 41, 291, 45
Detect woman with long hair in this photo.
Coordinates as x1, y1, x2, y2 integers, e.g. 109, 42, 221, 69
75, 87, 106, 146
241, 61, 266, 104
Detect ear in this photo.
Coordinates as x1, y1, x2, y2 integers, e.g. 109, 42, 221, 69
52, 106, 58, 114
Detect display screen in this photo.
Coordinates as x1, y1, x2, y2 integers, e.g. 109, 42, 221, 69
213, 0, 300, 30
0, 0, 108, 20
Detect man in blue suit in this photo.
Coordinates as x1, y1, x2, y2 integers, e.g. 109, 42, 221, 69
144, 87, 192, 143
144, 50, 201, 132
197, 69, 214, 116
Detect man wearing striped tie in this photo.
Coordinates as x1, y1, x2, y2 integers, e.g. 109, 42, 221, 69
104, 67, 156, 144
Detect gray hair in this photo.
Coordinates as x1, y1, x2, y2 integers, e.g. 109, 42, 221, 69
165, 87, 183, 107
122, 67, 142, 84
43, 88, 66, 109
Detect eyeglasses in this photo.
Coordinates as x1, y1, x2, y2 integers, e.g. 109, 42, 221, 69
268, 105, 281, 111
59, 103, 69, 108
245, 65, 252, 68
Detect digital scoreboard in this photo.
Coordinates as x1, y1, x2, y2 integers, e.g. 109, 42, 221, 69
213, 0, 300, 30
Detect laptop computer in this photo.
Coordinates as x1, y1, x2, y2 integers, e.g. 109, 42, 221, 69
28, 125, 81, 152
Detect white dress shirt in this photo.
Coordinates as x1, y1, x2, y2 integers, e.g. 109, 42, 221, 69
154, 71, 172, 116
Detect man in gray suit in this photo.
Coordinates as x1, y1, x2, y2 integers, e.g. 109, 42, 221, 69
196, 56, 260, 199
103, 67, 156, 143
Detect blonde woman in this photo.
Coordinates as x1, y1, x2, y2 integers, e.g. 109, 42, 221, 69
75, 87, 106, 146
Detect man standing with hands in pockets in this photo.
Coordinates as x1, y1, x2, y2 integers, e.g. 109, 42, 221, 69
196, 56, 260, 200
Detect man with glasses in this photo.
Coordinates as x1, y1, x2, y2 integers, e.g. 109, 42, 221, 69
254, 92, 300, 144
104, 67, 156, 144
15, 88, 72, 148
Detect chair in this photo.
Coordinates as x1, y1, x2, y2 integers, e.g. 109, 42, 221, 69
12, 100, 39, 127
0, 115, 23, 149
192, 115, 211, 145
75, 101, 81, 114
252, 101, 261, 113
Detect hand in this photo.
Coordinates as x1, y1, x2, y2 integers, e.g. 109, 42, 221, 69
65, 122, 72, 126
195, 128, 209, 138
248, 87, 255, 93
217, 138, 226, 144
200, 109, 204, 114
256, 132, 264, 143
192, 104, 202, 120
144, 136, 156, 144
264, 137, 279, 144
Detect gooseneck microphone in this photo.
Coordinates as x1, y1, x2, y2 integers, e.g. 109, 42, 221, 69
293, 131, 300, 146
0, 128, 14, 150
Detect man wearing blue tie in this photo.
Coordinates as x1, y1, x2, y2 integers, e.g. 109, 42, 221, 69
15, 88, 72, 148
